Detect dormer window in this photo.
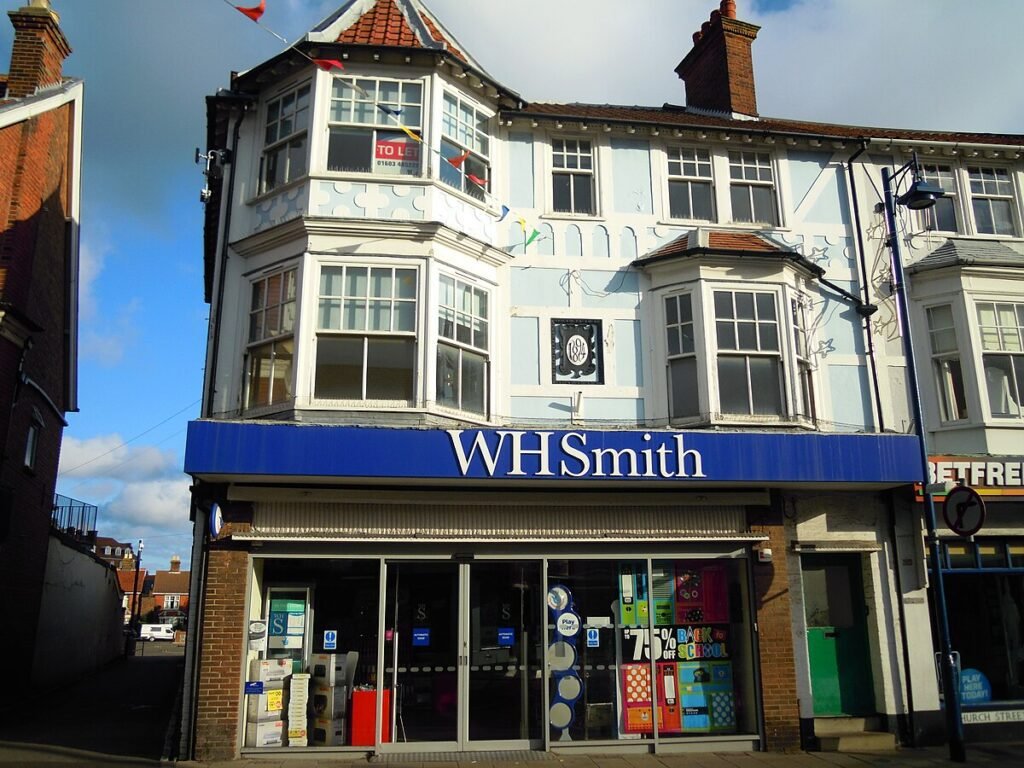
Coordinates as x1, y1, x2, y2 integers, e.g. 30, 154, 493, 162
327, 77, 423, 176
261, 82, 310, 193
440, 92, 491, 201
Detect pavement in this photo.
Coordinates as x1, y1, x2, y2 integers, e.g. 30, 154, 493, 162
1, 646, 1023, 767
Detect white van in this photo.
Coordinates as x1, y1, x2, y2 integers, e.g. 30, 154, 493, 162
139, 623, 175, 642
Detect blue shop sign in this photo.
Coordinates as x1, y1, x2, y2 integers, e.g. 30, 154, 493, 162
960, 668, 992, 704
412, 628, 431, 647
186, 422, 920, 485
497, 627, 515, 647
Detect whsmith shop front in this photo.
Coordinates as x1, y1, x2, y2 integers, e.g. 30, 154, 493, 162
182, 423, 920, 760
927, 455, 1024, 739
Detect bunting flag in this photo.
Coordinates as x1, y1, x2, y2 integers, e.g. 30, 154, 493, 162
524, 229, 541, 247
466, 173, 487, 187
235, 0, 266, 21
399, 126, 422, 143
516, 217, 527, 233
446, 149, 471, 169
377, 104, 402, 117
313, 58, 345, 72
496, 205, 510, 222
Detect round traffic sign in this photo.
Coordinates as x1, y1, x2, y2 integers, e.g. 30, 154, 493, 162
943, 485, 985, 537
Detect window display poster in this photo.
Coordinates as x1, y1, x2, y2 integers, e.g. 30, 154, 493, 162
622, 625, 729, 662
374, 133, 420, 175
269, 598, 305, 650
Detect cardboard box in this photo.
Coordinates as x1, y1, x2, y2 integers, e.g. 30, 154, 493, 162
310, 653, 347, 687
248, 658, 291, 684
246, 682, 285, 722
244, 720, 284, 748
311, 683, 348, 719
312, 717, 346, 746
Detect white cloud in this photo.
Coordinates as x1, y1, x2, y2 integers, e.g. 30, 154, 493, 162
78, 297, 140, 366
78, 227, 110, 322
59, 434, 179, 481
104, 477, 193, 529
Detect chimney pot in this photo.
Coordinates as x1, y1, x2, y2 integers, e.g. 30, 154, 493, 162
692, 31, 702, 44
720, 0, 737, 19
710, 10, 721, 23
701, 20, 711, 35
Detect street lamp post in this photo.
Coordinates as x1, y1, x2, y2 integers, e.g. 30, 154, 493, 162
130, 538, 144, 631
881, 155, 965, 762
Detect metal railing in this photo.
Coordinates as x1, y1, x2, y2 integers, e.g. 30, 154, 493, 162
51, 493, 98, 542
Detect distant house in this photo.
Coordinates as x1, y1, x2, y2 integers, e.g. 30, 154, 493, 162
115, 567, 148, 625
151, 556, 189, 626
93, 536, 135, 570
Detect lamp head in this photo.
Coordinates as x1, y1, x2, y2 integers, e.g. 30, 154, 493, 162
897, 176, 945, 210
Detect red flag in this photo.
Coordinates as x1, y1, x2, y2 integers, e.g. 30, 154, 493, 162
236, 0, 266, 22
467, 174, 487, 187
314, 58, 345, 71
446, 149, 471, 169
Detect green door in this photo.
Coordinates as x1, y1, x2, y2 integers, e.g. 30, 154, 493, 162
802, 554, 874, 716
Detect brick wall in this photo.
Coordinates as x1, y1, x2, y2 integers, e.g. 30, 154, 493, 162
193, 528, 250, 761
750, 505, 801, 751
6, 5, 71, 99
0, 99, 73, 688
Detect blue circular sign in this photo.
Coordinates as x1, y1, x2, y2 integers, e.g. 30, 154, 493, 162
209, 503, 223, 539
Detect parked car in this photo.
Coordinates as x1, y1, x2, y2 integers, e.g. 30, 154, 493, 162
139, 623, 175, 642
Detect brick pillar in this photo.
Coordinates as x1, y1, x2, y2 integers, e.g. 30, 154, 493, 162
750, 507, 801, 751
193, 527, 249, 761
6, 1, 71, 99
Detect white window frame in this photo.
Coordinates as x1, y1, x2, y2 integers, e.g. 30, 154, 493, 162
244, 267, 297, 410
665, 292, 700, 421
727, 150, 778, 226
976, 300, 1024, 419
551, 137, 597, 216
926, 304, 968, 422
164, 594, 180, 610
790, 295, 817, 423
712, 287, 785, 418
260, 82, 311, 194
439, 90, 492, 202
666, 147, 715, 222
437, 274, 489, 416
918, 163, 961, 233
966, 165, 1017, 236
326, 76, 424, 176
314, 263, 419, 405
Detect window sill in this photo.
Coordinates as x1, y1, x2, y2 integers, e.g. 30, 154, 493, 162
246, 176, 310, 207
539, 212, 607, 223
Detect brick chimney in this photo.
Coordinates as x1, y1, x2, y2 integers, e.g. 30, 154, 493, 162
6, 0, 71, 99
170, 555, 181, 573
675, 0, 760, 117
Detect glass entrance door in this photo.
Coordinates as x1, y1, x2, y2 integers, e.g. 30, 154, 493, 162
467, 561, 542, 745
383, 560, 542, 751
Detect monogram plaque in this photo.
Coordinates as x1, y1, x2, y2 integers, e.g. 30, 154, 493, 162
552, 319, 602, 384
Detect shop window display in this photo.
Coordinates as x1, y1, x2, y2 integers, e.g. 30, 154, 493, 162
545, 557, 754, 743
246, 559, 382, 749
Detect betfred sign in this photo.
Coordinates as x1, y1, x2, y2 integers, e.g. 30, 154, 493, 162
374, 134, 420, 175
928, 456, 1024, 496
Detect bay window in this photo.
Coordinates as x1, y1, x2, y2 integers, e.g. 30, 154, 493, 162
245, 268, 297, 409
552, 138, 595, 215
728, 151, 777, 225
437, 275, 489, 415
315, 265, 418, 402
715, 290, 783, 417
440, 92, 491, 201
977, 301, 1024, 418
665, 294, 699, 419
327, 77, 423, 175
927, 304, 968, 421
791, 296, 816, 421
261, 83, 310, 193
667, 147, 714, 221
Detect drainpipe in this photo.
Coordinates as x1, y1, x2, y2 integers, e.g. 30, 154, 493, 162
204, 103, 250, 418
845, 141, 886, 432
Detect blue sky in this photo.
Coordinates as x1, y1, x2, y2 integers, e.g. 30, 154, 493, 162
3, 0, 1020, 572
